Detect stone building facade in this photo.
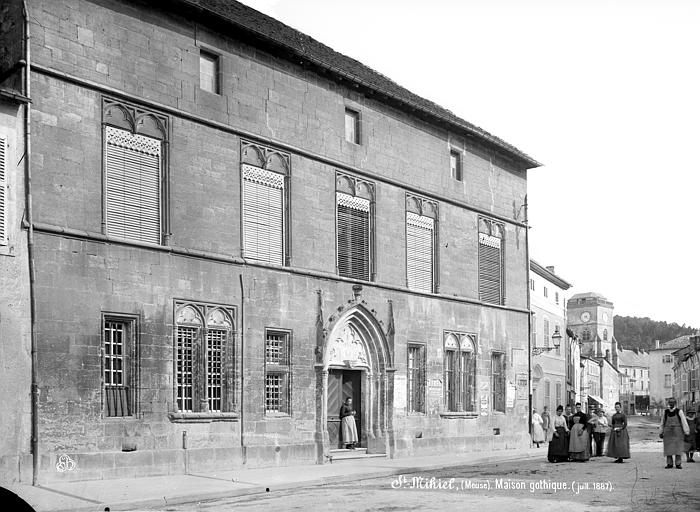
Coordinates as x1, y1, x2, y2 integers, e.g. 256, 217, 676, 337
529, 261, 571, 413
649, 336, 691, 412
0, 0, 539, 483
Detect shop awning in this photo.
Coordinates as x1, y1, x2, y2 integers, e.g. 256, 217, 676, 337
587, 394, 608, 409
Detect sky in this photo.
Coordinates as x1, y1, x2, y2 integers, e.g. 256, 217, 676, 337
238, 0, 700, 328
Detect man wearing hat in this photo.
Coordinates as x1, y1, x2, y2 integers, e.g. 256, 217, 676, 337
659, 398, 690, 469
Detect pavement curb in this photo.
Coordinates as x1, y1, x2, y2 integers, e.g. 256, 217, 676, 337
41, 450, 543, 512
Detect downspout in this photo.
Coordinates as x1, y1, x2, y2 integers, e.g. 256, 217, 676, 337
524, 195, 532, 443
239, 274, 246, 464
21, 0, 38, 486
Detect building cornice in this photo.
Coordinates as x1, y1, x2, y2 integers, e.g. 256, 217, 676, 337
530, 260, 572, 290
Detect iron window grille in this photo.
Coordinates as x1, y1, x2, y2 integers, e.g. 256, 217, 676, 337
102, 315, 138, 417
0, 135, 6, 245
407, 344, 426, 413
492, 352, 506, 412
444, 332, 477, 412
265, 329, 291, 415
174, 302, 236, 413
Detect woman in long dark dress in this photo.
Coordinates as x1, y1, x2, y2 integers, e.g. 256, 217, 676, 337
607, 402, 630, 463
340, 397, 358, 449
547, 405, 569, 463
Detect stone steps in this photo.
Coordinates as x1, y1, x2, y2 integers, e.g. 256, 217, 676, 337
329, 448, 387, 463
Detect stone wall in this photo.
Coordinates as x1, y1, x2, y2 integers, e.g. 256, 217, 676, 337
23, 0, 532, 481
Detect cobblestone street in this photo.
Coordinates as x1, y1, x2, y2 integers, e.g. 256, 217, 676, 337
157, 417, 700, 512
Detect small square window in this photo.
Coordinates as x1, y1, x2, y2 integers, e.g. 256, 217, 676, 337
199, 50, 219, 94
344, 109, 360, 144
450, 150, 462, 181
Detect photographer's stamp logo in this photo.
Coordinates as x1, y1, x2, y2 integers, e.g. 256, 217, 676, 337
56, 454, 76, 472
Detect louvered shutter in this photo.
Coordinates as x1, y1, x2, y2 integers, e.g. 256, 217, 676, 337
337, 192, 370, 280
406, 212, 433, 292
479, 232, 502, 304
242, 164, 285, 265
105, 127, 162, 244
0, 135, 6, 245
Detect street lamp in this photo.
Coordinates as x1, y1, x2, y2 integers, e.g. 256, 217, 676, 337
532, 328, 562, 356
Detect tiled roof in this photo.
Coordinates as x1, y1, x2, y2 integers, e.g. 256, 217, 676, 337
660, 335, 692, 350
617, 347, 649, 368
176, 0, 540, 168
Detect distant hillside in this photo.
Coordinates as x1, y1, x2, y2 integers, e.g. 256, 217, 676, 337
613, 316, 697, 350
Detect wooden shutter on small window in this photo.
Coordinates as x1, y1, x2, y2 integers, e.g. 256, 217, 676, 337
242, 164, 285, 265
0, 135, 7, 245
406, 212, 434, 292
337, 192, 370, 280
105, 126, 161, 244
479, 232, 502, 304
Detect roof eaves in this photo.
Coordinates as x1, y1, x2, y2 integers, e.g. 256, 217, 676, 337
175, 0, 541, 169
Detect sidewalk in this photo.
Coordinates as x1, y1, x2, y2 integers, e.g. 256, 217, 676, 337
7, 447, 543, 512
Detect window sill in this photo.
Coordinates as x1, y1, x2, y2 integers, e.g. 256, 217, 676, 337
169, 412, 239, 423
439, 412, 478, 419
264, 412, 291, 418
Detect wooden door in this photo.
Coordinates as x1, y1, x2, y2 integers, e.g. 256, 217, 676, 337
327, 370, 362, 448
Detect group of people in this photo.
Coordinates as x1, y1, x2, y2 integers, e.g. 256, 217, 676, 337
532, 402, 630, 464
533, 398, 700, 469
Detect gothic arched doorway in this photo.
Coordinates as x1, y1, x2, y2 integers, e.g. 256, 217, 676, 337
316, 304, 393, 460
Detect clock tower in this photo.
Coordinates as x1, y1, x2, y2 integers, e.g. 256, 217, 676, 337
566, 292, 617, 367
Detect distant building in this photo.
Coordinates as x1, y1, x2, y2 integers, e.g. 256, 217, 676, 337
672, 335, 700, 412
568, 292, 620, 413
649, 337, 691, 412
529, 261, 572, 412
617, 347, 650, 414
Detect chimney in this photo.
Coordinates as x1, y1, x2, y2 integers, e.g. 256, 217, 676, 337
546, 266, 555, 274
655, 339, 660, 349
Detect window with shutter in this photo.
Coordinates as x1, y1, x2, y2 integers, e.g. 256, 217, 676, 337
337, 192, 370, 280
406, 212, 434, 292
0, 135, 6, 245
478, 218, 505, 305
105, 126, 162, 244
242, 165, 285, 265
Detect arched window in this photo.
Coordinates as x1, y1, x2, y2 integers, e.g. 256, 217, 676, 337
444, 332, 477, 412
603, 329, 608, 341
406, 194, 438, 293
478, 217, 505, 305
174, 302, 235, 413
103, 99, 168, 244
241, 141, 290, 265
582, 329, 591, 342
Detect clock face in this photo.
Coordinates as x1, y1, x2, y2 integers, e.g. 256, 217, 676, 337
602, 312, 609, 323
581, 312, 591, 323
